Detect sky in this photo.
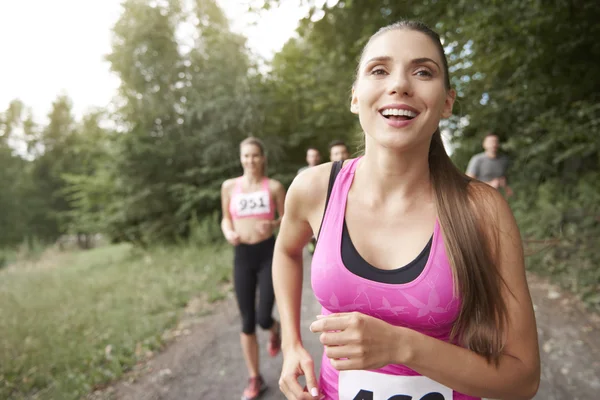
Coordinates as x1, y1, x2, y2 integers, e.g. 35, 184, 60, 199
0, 0, 312, 123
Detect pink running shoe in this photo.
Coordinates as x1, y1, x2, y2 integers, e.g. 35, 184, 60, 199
241, 375, 267, 400
267, 320, 281, 357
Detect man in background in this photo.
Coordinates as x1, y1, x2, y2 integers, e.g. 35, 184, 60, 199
296, 146, 321, 254
466, 133, 513, 197
297, 147, 321, 175
329, 140, 350, 162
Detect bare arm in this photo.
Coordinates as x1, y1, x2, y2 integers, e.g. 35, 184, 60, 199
273, 178, 315, 349
273, 165, 330, 399
220, 180, 239, 245
397, 184, 539, 399
270, 179, 287, 229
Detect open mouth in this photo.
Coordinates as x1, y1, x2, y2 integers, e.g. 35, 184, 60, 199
380, 108, 418, 121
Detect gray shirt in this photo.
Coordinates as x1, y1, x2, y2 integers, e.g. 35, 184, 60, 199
466, 152, 510, 182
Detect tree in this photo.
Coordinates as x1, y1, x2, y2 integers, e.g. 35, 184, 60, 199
60, 110, 116, 248
105, 0, 258, 244
26, 95, 79, 242
0, 100, 31, 246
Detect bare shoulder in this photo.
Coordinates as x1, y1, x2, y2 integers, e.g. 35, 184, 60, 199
286, 162, 333, 212
467, 180, 523, 261
267, 178, 285, 193
221, 178, 237, 191
467, 180, 514, 224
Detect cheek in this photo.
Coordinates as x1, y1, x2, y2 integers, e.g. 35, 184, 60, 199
424, 86, 448, 111
356, 84, 375, 104
356, 95, 377, 122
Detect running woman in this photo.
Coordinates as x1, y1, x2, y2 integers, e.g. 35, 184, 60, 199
221, 136, 286, 400
273, 20, 540, 400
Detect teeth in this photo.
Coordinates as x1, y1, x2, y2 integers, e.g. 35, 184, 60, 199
381, 108, 417, 118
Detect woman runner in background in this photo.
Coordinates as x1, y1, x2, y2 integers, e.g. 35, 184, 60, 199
272, 21, 540, 400
221, 136, 286, 400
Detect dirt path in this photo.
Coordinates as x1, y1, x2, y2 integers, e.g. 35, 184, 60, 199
92, 250, 323, 400
528, 272, 600, 400
93, 254, 600, 400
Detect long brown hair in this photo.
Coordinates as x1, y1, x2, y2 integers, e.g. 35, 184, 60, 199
240, 136, 267, 176
357, 21, 508, 364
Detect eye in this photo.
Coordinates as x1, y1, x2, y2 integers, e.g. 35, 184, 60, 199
370, 67, 387, 75
415, 68, 433, 77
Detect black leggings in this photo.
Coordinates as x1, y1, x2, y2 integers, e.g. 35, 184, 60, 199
234, 236, 276, 334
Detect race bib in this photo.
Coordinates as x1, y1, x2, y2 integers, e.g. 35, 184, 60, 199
339, 370, 453, 400
234, 191, 271, 217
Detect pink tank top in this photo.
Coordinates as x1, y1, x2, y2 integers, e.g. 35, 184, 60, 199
228, 177, 275, 220
311, 158, 479, 400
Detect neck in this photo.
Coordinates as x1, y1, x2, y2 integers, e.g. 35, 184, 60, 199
243, 171, 263, 185
485, 150, 497, 158
357, 138, 433, 203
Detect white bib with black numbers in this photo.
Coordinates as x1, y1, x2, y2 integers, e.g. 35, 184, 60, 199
234, 190, 271, 218
339, 370, 453, 400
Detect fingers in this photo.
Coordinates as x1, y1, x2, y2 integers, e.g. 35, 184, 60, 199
279, 372, 313, 399
279, 352, 321, 400
301, 358, 321, 399
324, 343, 362, 361
310, 312, 359, 333
318, 328, 359, 346
328, 356, 356, 371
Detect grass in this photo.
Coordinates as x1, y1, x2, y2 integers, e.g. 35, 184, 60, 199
0, 238, 46, 270
0, 242, 232, 400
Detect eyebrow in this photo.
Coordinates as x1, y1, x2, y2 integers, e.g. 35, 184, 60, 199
364, 56, 441, 70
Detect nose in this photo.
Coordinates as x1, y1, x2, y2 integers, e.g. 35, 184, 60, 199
388, 71, 412, 97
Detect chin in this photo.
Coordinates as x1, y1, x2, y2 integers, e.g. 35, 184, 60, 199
369, 133, 431, 154
374, 130, 415, 148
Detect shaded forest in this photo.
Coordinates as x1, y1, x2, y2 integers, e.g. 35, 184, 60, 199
1, 0, 598, 306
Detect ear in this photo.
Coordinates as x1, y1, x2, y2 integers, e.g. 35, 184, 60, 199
350, 87, 359, 114
441, 88, 456, 119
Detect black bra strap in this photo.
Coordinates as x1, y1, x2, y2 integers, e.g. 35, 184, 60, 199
316, 161, 343, 242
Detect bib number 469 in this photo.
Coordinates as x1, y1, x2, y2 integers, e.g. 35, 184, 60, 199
353, 390, 445, 400
339, 370, 452, 400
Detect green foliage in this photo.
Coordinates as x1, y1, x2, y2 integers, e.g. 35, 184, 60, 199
513, 174, 600, 309
0, 101, 39, 247
1, 0, 599, 307
187, 211, 223, 246
59, 110, 118, 239
103, 0, 260, 244
0, 146, 30, 246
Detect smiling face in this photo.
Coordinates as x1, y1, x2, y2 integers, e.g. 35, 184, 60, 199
351, 28, 455, 151
240, 143, 265, 174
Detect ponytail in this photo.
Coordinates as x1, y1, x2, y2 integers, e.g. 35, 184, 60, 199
429, 129, 507, 364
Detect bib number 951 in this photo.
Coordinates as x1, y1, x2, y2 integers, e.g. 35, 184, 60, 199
235, 191, 270, 217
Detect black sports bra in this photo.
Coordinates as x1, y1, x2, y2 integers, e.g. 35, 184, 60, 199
318, 161, 431, 284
